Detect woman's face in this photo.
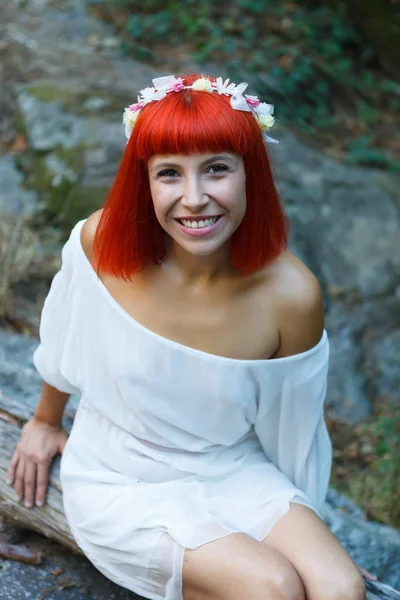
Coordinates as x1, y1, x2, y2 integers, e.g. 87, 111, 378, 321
148, 152, 246, 258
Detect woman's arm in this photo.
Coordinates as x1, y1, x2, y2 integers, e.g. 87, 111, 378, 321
34, 381, 71, 426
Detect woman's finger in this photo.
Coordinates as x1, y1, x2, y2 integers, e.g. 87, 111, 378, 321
35, 462, 50, 508
358, 565, 377, 581
7, 450, 19, 485
14, 458, 26, 502
23, 461, 37, 509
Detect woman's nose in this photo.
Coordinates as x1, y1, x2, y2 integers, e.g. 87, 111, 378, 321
180, 177, 209, 210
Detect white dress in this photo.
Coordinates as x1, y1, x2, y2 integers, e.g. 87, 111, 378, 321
33, 219, 332, 600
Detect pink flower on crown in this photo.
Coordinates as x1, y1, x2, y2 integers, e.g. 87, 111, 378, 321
129, 102, 143, 112
245, 95, 260, 108
169, 79, 185, 92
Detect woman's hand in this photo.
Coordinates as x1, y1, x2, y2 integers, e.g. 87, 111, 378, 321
7, 417, 68, 509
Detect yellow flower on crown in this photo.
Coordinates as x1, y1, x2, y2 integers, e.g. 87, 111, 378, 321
256, 114, 276, 132
191, 78, 213, 92
123, 107, 142, 139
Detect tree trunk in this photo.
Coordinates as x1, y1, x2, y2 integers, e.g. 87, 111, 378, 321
0, 399, 81, 554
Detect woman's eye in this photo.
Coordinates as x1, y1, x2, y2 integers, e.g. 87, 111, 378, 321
158, 169, 178, 178
208, 164, 228, 174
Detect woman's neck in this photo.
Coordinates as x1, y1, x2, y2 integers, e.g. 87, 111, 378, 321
163, 240, 236, 286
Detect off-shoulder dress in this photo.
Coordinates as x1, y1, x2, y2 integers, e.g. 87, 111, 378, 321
33, 219, 332, 600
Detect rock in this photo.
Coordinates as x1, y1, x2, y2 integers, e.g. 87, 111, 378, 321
17, 88, 84, 151
270, 130, 400, 300
0, 156, 37, 217
371, 330, 400, 405
0, 529, 140, 599
323, 489, 400, 589
326, 323, 372, 423
325, 296, 400, 420
15, 80, 128, 230
0, 331, 79, 427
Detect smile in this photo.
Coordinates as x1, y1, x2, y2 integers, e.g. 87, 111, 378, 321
177, 216, 221, 229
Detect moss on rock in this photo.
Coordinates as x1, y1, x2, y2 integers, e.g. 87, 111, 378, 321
59, 185, 108, 237
27, 81, 131, 118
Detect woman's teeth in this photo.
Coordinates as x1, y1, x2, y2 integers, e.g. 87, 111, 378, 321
179, 217, 219, 229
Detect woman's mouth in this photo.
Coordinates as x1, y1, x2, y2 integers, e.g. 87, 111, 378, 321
174, 215, 223, 237
178, 216, 220, 229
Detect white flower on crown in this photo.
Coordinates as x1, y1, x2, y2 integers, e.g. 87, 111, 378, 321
231, 82, 249, 97
123, 106, 141, 139
257, 102, 274, 115
139, 86, 167, 105
213, 77, 237, 96
121, 73, 279, 144
192, 78, 213, 92
256, 113, 276, 131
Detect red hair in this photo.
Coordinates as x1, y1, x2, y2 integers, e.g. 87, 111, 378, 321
94, 74, 288, 278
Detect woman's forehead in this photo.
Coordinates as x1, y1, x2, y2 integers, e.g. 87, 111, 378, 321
148, 152, 242, 167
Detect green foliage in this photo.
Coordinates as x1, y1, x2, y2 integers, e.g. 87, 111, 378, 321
331, 408, 400, 528
347, 412, 400, 527
101, 0, 398, 169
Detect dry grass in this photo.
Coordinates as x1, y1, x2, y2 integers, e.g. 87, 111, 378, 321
328, 398, 400, 528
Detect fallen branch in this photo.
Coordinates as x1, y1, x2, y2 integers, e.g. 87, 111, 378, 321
0, 541, 43, 564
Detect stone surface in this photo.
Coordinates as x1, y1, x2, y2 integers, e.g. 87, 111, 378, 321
270, 131, 400, 300
372, 330, 400, 404
0, 156, 37, 217
0, 529, 140, 600
0, 331, 79, 430
324, 489, 400, 588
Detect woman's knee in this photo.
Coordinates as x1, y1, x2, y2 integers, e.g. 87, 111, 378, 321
183, 555, 306, 600
182, 532, 306, 600
269, 564, 306, 600
311, 569, 366, 600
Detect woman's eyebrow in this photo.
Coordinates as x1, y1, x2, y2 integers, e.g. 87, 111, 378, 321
202, 154, 237, 165
151, 155, 237, 173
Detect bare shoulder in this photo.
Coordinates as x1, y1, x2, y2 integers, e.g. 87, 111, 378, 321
266, 250, 325, 358
80, 209, 103, 261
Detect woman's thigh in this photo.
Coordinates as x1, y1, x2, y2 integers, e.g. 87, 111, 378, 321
262, 502, 366, 600
182, 532, 306, 600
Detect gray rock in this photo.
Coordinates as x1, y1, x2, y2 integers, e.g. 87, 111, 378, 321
326, 326, 372, 422
373, 330, 400, 404
0, 530, 140, 599
0, 331, 79, 431
271, 130, 400, 300
17, 89, 84, 151
322, 492, 400, 589
43, 154, 80, 187
325, 296, 400, 420
0, 156, 37, 217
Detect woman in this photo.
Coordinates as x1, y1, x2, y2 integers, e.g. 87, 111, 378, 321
8, 74, 371, 600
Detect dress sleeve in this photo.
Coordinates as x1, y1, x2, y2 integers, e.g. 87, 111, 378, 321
33, 227, 81, 395
254, 333, 332, 516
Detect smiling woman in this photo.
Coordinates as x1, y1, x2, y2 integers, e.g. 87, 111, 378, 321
8, 73, 369, 600
93, 74, 287, 278
147, 152, 247, 259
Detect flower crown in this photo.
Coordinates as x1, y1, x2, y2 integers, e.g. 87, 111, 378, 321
122, 75, 278, 144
